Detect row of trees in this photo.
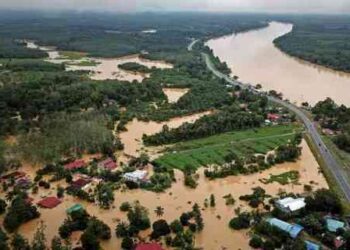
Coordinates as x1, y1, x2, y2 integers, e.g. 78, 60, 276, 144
144, 107, 264, 146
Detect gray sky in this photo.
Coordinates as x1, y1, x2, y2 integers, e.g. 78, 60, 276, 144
0, 0, 349, 14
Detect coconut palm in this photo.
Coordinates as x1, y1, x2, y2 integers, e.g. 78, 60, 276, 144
154, 206, 164, 217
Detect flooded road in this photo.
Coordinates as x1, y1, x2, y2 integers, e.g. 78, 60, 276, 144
11, 140, 327, 249
207, 22, 350, 106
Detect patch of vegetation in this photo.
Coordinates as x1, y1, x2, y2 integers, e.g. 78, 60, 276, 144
118, 62, 151, 73
260, 170, 300, 185
144, 108, 264, 146
155, 125, 298, 170
3, 194, 40, 232
59, 51, 87, 60
15, 112, 119, 163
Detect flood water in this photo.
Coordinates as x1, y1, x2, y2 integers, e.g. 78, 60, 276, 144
119, 111, 212, 159
25, 41, 172, 82
207, 22, 350, 106
8, 140, 327, 250
162, 88, 189, 103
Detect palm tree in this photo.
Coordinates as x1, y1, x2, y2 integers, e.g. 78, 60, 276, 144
154, 206, 164, 217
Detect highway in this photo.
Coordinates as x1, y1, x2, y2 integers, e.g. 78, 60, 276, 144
200, 51, 350, 202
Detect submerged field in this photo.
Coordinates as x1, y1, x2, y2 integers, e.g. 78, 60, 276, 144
155, 124, 300, 170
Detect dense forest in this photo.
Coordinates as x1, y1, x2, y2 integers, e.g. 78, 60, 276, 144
274, 15, 350, 72
0, 11, 267, 60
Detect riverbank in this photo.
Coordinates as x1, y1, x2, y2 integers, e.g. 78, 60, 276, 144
207, 21, 350, 106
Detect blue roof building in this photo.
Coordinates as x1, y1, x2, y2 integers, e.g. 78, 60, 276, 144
266, 218, 304, 238
325, 218, 345, 233
305, 240, 320, 250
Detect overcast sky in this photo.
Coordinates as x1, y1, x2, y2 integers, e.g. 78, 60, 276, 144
0, 0, 349, 14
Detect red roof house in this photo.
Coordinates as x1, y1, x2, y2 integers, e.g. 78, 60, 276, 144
37, 197, 61, 208
64, 160, 86, 170
98, 158, 117, 171
71, 178, 91, 189
267, 113, 281, 122
135, 243, 164, 250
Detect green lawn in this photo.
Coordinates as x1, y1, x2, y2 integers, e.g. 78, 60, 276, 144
155, 124, 300, 170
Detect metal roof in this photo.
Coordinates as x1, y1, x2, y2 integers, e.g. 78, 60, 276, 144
267, 218, 304, 238
305, 240, 320, 250
326, 218, 345, 233
276, 197, 306, 212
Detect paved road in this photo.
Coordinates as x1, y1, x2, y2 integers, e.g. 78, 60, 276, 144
187, 39, 199, 51
201, 52, 350, 201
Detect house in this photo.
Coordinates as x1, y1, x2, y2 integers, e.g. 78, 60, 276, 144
334, 236, 345, 249
15, 177, 32, 188
81, 178, 102, 193
71, 178, 91, 189
37, 197, 61, 208
123, 170, 148, 182
98, 158, 117, 171
322, 128, 335, 136
305, 240, 320, 250
275, 197, 306, 213
66, 204, 84, 215
135, 243, 164, 250
64, 160, 86, 171
266, 218, 304, 238
267, 113, 281, 122
325, 218, 345, 233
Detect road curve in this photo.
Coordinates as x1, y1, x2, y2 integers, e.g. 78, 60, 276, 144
201, 51, 350, 202
187, 39, 199, 51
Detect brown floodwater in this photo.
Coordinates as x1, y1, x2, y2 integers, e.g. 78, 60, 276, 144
9, 140, 327, 249
119, 111, 212, 158
25, 41, 173, 82
207, 22, 350, 106
162, 88, 189, 103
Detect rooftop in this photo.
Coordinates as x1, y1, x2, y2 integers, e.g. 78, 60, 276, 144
326, 218, 345, 233
37, 197, 61, 209
276, 197, 306, 212
98, 158, 117, 170
64, 159, 86, 170
305, 240, 320, 250
123, 170, 148, 180
267, 218, 304, 238
66, 204, 84, 214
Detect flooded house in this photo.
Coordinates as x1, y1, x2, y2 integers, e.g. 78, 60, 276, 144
266, 218, 304, 238
275, 197, 306, 213
97, 158, 117, 172
64, 159, 86, 171
123, 170, 148, 183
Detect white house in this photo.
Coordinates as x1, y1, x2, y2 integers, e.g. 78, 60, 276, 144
123, 170, 148, 183
275, 197, 306, 213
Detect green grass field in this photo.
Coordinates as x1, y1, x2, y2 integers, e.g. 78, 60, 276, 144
155, 124, 300, 170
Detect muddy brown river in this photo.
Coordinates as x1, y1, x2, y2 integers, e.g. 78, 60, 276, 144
207, 22, 350, 106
